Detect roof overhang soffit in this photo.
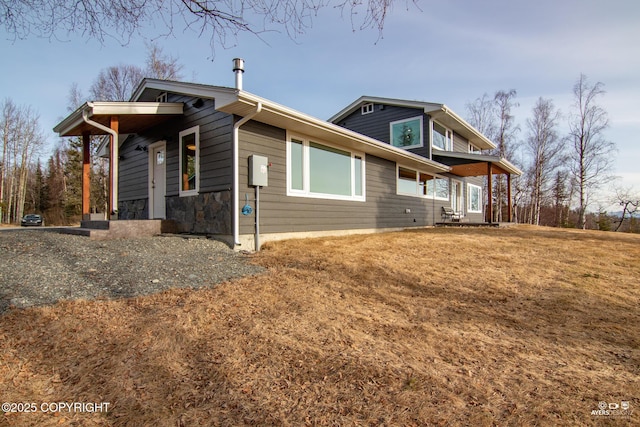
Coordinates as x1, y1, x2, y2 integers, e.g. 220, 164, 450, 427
425, 107, 495, 151
433, 153, 522, 177
53, 102, 184, 137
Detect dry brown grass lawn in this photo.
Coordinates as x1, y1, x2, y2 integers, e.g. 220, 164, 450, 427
1, 226, 638, 426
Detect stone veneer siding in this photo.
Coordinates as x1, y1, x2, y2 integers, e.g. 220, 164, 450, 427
118, 199, 149, 220
166, 190, 232, 234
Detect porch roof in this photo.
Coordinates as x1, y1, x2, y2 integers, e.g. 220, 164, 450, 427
53, 101, 184, 137
433, 151, 523, 177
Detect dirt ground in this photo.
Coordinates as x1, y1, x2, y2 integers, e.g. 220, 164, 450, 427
1, 225, 638, 426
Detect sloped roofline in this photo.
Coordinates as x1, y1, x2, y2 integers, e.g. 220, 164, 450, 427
329, 95, 496, 150
130, 79, 450, 174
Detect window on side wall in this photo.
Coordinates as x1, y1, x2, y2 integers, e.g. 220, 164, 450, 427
397, 166, 449, 200
179, 125, 199, 196
469, 143, 482, 154
287, 135, 365, 201
432, 121, 453, 151
468, 184, 482, 213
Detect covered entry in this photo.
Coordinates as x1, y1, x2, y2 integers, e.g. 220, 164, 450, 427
433, 152, 522, 223
53, 101, 183, 219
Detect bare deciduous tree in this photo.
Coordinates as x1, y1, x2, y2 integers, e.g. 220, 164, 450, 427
492, 89, 519, 222
612, 185, 639, 232
524, 97, 563, 225
0, 99, 46, 223
465, 93, 497, 144
0, 0, 408, 49
145, 42, 184, 81
567, 74, 616, 229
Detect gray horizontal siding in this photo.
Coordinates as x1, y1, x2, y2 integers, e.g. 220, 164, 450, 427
164, 95, 233, 196
335, 104, 431, 159
118, 93, 233, 208
237, 121, 450, 236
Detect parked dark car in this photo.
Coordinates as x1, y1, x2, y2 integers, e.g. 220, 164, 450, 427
21, 214, 44, 227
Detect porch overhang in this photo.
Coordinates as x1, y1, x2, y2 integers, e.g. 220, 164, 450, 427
53, 101, 184, 137
53, 101, 184, 220
432, 152, 522, 177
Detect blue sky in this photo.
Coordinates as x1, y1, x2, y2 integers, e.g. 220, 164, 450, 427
1, 0, 639, 206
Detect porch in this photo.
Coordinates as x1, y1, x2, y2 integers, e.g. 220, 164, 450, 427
433, 152, 523, 223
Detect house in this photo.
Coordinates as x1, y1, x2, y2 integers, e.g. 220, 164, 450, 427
54, 60, 521, 250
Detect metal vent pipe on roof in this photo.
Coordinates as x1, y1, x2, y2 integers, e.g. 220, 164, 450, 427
232, 58, 245, 90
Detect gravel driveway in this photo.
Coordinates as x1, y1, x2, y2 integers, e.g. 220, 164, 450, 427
0, 229, 264, 315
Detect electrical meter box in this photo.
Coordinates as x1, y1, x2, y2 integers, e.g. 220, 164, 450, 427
249, 155, 269, 187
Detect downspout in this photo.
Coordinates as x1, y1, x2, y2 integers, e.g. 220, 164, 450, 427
82, 104, 119, 216
232, 102, 262, 247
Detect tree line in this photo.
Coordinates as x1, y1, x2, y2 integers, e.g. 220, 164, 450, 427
2, 64, 638, 232
0, 44, 182, 225
465, 74, 638, 233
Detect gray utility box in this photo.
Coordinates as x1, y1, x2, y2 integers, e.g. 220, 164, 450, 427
249, 155, 269, 187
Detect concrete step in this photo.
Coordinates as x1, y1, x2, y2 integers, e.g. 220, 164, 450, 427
60, 220, 178, 240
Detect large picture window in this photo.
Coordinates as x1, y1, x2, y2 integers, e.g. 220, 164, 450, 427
390, 116, 423, 149
397, 166, 449, 200
287, 135, 365, 201
468, 184, 482, 213
179, 126, 199, 196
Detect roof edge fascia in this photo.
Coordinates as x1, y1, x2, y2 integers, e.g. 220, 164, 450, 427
235, 91, 450, 174
328, 96, 442, 123
130, 78, 238, 104
426, 105, 496, 150
433, 151, 523, 176
53, 102, 90, 135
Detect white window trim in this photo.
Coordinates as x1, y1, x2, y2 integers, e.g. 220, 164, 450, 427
361, 103, 374, 115
156, 92, 168, 103
389, 116, 424, 149
468, 143, 482, 154
431, 119, 453, 152
178, 125, 200, 197
467, 183, 482, 213
396, 165, 449, 201
286, 133, 366, 202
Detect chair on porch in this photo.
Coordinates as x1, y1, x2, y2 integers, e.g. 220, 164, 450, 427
441, 206, 461, 222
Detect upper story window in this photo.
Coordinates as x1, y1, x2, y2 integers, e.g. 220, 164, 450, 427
390, 116, 423, 149
179, 125, 199, 196
469, 143, 482, 154
287, 134, 365, 202
397, 166, 449, 200
432, 121, 453, 151
156, 92, 168, 103
361, 103, 374, 115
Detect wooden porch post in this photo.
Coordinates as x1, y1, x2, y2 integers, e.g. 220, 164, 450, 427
487, 162, 493, 224
82, 132, 91, 220
108, 116, 119, 218
507, 173, 512, 223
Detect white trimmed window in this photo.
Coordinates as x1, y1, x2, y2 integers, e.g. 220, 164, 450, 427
468, 184, 482, 213
156, 92, 168, 103
179, 126, 199, 196
468, 143, 482, 154
390, 116, 423, 149
287, 135, 365, 201
432, 121, 453, 151
361, 103, 374, 115
397, 166, 449, 200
